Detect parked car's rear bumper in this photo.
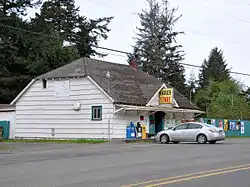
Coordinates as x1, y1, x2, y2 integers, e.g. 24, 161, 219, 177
208, 132, 226, 141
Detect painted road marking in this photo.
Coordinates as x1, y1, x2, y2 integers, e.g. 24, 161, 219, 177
145, 166, 250, 187
121, 163, 250, 187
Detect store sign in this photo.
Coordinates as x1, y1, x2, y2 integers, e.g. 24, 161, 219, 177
159, 88, 173, 104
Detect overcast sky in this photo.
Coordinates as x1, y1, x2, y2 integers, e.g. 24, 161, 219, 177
29, 0, 250, 86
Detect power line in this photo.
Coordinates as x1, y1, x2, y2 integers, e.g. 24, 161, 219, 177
92, 45, 131, 55
1, 23, 250, 77
93, 46, 250, 77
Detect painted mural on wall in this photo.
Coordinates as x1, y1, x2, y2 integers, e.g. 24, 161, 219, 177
199, 118, 249, 137
241, 122, 245, 134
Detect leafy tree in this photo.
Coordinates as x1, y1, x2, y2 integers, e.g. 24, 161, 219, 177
243, 87, 250, 102
130, 0, 186, 93
198, 47, 230, 89
195, 79, 250, 119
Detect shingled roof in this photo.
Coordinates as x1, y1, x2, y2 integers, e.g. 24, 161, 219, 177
37, 57, 198, 110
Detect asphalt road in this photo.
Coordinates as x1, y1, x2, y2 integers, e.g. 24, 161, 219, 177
0, 139, 250, 187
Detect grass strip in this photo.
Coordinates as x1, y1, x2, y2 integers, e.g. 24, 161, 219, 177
3, 139, 108, 144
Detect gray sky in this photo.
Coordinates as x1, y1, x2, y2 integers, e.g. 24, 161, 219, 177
29, 0, 250, 86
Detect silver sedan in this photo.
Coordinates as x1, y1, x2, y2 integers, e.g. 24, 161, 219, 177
155, 122, 226, 144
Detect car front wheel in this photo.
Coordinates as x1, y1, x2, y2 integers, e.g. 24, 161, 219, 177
160, 134, 169, 144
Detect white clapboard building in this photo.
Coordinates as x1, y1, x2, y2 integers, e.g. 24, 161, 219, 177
10, 57, 203, 139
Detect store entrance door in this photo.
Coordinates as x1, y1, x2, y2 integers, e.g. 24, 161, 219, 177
155, 111, 165, 134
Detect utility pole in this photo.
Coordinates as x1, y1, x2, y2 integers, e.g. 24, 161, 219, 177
190, 88, 195, 103
106, 70, 111, 142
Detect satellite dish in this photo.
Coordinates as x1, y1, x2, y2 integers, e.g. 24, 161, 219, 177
73, 102, 81, 111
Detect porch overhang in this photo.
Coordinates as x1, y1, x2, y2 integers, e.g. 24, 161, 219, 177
114, 104, 204, 114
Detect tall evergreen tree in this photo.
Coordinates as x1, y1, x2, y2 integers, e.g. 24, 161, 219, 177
39, 0, 113, 57
0, 0, 40, 16
39, 0, 79, 41
25, 13, 80, 76
198, 47, 230, 88
73, 16, 113, 57
131, 0, 186, 93
0, 0, 113, 103
0, 0, 41, 103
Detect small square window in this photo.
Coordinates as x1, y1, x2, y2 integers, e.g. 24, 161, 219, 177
140, 115, 144, 121
91, 106, 102, 120
42, 79, 47, 89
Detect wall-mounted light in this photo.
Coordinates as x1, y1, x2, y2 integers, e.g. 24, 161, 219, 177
73, 102, 81, 111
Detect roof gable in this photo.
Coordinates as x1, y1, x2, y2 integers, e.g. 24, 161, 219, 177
146, 84, 179, 107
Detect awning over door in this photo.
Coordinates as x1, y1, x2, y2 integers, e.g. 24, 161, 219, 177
114, 104, 204, 114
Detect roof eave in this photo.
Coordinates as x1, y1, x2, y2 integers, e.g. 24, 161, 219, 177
10, 79, 35, 106
115, 104, 205, 114
35, 75, 87, 80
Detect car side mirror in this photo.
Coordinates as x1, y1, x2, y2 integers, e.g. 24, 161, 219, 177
172, 128, 175, 131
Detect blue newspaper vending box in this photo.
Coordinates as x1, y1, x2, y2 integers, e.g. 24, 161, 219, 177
126, 122, 136, 139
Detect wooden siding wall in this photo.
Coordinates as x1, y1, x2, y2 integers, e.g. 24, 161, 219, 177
15, 78, 115, 139
112, 110, 147, 138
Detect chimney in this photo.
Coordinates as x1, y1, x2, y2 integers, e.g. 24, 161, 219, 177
129, 58, 138, 71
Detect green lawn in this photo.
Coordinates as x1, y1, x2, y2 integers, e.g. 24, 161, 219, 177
3, 139, 108, 144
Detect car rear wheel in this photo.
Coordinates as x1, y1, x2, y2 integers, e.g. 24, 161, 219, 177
209, 140, 217, 144
197, 134, 207, 144
160, 134, 169, 144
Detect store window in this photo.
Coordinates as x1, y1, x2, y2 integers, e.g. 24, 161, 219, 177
91, 106, 102, 120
